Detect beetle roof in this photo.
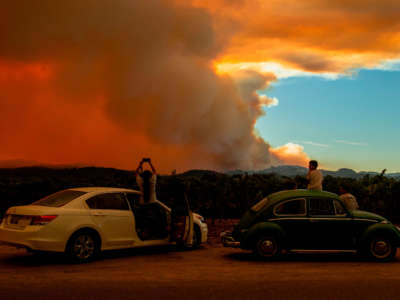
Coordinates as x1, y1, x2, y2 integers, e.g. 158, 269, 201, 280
265, 189, 339, 206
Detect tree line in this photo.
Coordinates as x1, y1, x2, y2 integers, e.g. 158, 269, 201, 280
1, 167, 400, 223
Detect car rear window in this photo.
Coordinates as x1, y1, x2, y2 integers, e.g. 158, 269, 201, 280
274, 198, 306, 216
32, 190, 87, 207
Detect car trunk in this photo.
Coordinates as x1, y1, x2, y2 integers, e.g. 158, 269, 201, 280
3, 205, 61, 230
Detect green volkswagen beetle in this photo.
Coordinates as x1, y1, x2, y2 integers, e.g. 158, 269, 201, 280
221, 189, 400, 261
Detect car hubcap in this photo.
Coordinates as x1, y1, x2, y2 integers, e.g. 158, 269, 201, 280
73, 235, 95, 260
259, 239, 276, 256
372, 240, 390, 257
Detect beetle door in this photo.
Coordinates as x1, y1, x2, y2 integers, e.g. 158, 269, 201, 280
272, 198, 310, 249
307, 197, 354, 249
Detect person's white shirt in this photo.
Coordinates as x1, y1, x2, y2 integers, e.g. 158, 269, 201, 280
306, 169, 323, 191
136, 173, 157, 204
340, 193, 359, 211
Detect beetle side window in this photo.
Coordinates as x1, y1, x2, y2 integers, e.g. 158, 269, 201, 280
309, 198, 336, 216
86, 193, 129, 210
274, 198, 306, 216
334, 200, 346, 215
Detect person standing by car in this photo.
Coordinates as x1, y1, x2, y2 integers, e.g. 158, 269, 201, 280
135, 158, 157, 204
339, 184, 359, 211
169, 176, 194, 248
306, 160, 323, 191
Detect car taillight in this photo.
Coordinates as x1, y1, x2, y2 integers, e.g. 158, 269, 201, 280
31, 215, 58, 225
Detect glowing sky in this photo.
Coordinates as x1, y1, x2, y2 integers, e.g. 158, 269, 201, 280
1, 0, 400, 172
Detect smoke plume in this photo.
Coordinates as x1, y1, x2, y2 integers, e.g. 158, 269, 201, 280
0, 0, 304, 171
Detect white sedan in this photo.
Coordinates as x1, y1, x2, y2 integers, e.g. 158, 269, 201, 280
0, 187, 208, 262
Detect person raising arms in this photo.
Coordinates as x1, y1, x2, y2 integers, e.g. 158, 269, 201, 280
135, 158, 157, 204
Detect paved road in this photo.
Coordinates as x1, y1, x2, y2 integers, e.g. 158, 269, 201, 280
1, 243, 400, 300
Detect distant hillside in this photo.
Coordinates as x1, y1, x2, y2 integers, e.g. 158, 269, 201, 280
180, 169, 223, 177
1, 166, 400, 222
2, 164, 399, 179
0, 160, 88, 169
228, 165, 400, 179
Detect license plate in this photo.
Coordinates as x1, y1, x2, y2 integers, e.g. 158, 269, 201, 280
9, 215, 31, 227
18, 217, 31, 226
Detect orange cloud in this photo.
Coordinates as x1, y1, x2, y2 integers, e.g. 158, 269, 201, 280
0, 1, 286, 172
271, 143, 310, 167
190, 0, 400, 73
0, 61, 53, 81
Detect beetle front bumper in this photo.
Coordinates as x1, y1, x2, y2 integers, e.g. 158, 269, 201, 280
220, 231, 240, 248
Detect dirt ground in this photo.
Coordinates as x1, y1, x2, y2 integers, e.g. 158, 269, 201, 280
1, 220, 400, 300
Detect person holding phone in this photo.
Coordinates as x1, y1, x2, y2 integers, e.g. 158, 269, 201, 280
135, 158, 157, 204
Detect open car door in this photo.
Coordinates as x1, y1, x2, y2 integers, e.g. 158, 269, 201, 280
170, 195, 194, 247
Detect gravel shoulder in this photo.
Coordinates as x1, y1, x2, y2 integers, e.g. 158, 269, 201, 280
1, 220, 400, 299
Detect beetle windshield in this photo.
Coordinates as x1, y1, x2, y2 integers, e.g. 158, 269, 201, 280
250, 197, 269, 212
32, 190, 87, 207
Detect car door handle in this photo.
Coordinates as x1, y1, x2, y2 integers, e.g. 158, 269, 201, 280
93, 212, 106, 216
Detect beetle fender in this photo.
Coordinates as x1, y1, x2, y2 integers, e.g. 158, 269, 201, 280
243, 222, 286, 249
359, 223, 400, 247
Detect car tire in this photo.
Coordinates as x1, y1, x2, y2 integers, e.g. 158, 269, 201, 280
177, 225, 202, 250
254, 235, 280, 258
365, 235, 397, 262
66, 230, 100, 263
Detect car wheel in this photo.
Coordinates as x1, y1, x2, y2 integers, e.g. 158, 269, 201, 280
254, 235, 280, 258
66, 230, 100, 263
366, 236, 397, 262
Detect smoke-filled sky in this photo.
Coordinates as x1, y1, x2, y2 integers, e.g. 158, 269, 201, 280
1, 0, 400, 172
